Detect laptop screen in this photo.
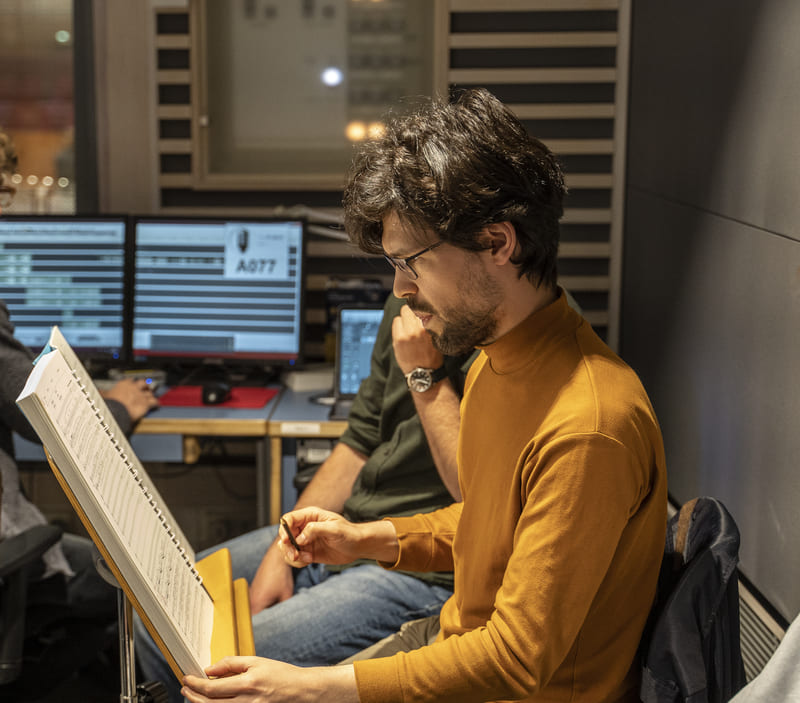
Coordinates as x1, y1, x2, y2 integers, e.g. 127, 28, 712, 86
335, 306, 384, 398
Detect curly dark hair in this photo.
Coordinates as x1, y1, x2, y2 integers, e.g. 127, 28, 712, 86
0, 127, 18, 179
342, 88, 566, 288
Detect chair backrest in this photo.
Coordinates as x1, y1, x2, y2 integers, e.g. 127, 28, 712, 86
0, 524, 63, 685
640, 497, 747, 703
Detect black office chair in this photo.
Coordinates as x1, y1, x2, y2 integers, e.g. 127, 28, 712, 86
640, 497, 747, 703
0, 524, 63, 685
0, 524, 120, 700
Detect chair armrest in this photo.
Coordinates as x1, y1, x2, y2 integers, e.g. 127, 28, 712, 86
0, 524, 63, 580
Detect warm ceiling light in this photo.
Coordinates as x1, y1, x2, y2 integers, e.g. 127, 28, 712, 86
346, 121, 367, 141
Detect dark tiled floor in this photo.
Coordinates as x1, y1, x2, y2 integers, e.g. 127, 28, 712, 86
30, 674, 118, 703
1, 651, 120, 702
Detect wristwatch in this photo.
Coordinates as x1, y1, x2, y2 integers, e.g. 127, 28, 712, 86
404, 365, 447, 393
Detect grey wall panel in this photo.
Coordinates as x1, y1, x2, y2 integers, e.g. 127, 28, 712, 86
623, 190, 800, 621
627, 1, 800, 243
624, 0, 800, 624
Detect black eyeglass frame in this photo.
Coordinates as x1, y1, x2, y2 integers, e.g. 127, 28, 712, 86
382, 240, 443, 280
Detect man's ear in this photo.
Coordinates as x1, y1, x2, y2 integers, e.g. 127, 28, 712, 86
482, 221, 517, 266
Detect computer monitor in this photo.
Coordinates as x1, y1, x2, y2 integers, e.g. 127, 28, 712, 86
131, 216, 306, 369
329, 305, 384, 421
335, 306, 384, 396
0, 215, 128, 362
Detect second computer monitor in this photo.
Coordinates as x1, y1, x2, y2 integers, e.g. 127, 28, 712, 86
0, 215, 127, 361
131, 217, 305, 366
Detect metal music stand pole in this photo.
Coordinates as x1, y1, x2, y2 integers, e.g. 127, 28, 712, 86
95, 550, 167, 703
117, 588, 139, 703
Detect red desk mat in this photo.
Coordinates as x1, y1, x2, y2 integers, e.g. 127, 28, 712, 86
158, 385, 279, 408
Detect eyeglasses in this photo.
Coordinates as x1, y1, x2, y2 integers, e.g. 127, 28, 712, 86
383, 241, 443, 280
0, 184, 16, 209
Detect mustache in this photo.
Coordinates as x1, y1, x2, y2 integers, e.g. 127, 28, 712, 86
405, 297, 435, 316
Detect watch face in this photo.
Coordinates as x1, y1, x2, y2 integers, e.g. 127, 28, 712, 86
407, 367, 433, 392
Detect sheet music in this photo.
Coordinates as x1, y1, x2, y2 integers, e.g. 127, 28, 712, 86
48, 326, 194, 557
17, 344, 214, 669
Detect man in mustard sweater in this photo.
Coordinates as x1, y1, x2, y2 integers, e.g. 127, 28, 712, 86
182, 89, 668, 703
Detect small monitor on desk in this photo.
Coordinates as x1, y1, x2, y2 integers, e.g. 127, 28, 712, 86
329, 305, 383, 420
336, 306, 383, 396
130, 216, 306, 373
0, 215, 127, 362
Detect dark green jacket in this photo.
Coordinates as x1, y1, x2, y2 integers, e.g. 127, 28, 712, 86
336, 295, 476, 587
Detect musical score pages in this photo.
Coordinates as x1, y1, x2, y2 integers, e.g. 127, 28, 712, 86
16, 329, 215, 677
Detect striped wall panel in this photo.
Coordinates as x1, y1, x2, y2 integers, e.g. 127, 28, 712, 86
153, 1, 628, 360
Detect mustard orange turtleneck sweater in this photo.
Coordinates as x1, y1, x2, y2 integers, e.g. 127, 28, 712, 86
353, 290, 667, 703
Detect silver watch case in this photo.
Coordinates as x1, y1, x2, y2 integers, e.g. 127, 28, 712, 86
404, 366, 446, 392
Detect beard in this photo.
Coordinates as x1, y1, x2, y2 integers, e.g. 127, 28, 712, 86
407, 267, 502, 356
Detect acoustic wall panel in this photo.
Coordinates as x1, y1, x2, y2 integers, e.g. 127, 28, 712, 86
623, 0, 800, 622
151, 2, 631, 359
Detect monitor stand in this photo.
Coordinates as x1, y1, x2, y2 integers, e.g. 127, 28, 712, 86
170, 360, 280, 388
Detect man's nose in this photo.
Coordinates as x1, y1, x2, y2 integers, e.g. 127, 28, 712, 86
392, 268, 418, 299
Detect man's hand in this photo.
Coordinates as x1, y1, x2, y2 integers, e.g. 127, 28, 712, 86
248, 540, 294, 614
278, 507, 398, 566
182, 656, 358, 703
102, 378, 159, 421
391, 303, 463, 499
392, 304, 444, 374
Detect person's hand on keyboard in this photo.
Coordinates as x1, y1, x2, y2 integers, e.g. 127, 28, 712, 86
101, 378, 160, 421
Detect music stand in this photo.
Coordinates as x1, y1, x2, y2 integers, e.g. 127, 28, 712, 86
94, 551, 168, 703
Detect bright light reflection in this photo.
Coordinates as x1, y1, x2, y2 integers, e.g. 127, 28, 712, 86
346, 121, 367, 141
55, 29, 71, 44
321, 67, 343, 87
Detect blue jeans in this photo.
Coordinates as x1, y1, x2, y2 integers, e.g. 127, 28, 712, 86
134, 524, 452, 703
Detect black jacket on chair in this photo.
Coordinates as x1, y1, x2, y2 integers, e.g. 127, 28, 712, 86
640, 497, 747, 703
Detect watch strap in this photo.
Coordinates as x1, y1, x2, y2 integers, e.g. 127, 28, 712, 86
429, 365, 447, 384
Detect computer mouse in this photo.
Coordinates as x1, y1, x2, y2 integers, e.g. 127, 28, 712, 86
201, 380, 232, 405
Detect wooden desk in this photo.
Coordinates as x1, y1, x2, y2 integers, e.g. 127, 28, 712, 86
138, 398, 280, 526
138, 405, 271, 463
266, 390, 347, 524
17, 388, 347, 528
16, 392, 281, 527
